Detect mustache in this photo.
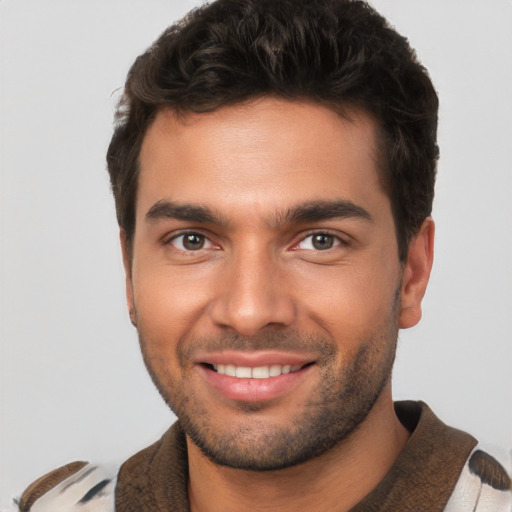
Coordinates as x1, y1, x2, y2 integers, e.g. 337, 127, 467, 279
179, 331, 337, 362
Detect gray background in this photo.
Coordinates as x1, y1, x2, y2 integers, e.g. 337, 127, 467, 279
1, 0, 511, 506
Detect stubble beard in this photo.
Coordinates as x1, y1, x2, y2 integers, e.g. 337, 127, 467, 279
138, 295, 400, 472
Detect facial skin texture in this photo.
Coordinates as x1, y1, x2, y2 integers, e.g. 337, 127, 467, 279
122, 98, 434, 509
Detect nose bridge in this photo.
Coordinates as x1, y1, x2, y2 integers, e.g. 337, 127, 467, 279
210, 241, 296, 335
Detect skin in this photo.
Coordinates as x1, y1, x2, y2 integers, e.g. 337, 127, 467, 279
122, 98, 434, 511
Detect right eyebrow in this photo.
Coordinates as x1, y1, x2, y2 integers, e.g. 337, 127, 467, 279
145, 200, 227, 226
271, 199, 373, 228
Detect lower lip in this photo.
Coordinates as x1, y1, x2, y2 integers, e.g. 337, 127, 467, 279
197, 364, 313, 403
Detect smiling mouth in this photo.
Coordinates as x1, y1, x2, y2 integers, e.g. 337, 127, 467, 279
202, 362, 314, 379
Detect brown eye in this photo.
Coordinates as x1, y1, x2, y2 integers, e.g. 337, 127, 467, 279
312, 234, 335, 250
170, 233, 212, 251
183, 234, 205, 250
296, 233, 341, 251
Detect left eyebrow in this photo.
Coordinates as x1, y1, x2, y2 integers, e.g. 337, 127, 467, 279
271, 200, 373, 227
145, 200, 227, 225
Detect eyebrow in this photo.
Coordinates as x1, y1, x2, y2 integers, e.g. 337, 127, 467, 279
145, 199, 373, 228
145, 200, 227, 225
273, 200, 373, 227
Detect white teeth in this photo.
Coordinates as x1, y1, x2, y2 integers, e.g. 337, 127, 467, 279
269, 365, 282, 377
212, 363, 304, 379
235, 366, 252, 378
252, 366, 270, 379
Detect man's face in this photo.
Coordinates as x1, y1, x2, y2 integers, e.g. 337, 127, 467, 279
125, 99, 406, 470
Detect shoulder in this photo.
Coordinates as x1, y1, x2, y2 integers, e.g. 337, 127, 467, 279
15, 424, 182, 512
17, 461, 118, 512
445, 446, 512, 511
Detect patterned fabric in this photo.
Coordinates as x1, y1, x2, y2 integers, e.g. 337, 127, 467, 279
444, 449, 512, 511
16, 464, 117, 512
15, 402, 512, 511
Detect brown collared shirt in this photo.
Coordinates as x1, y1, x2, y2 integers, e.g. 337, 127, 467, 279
16, 402, 512, 511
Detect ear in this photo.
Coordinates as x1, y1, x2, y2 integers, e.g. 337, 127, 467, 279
120, 229, 137, 327
399, 218, 435, 329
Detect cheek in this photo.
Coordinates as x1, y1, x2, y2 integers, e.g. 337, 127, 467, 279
132, 263, 215, 349
294, 261, 400, 341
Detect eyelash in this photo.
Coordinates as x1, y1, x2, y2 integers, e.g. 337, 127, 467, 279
165, 231, 216, 252
164, 230, 348, 252
293, 232, 347, 251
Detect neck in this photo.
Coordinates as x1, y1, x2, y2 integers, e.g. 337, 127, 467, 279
187, 387, 409, 512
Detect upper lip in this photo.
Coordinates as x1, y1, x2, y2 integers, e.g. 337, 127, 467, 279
193, 350, 316, 367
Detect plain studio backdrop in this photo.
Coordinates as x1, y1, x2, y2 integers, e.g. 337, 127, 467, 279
1, 0, 511, 506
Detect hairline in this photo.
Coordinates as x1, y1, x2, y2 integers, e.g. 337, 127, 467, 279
123, 95, 408, 261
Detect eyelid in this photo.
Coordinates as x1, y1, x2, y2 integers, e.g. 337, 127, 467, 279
163, 230, 219, 251
291, 230, 350, 251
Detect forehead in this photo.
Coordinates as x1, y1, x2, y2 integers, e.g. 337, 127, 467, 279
137, 98, 387, 222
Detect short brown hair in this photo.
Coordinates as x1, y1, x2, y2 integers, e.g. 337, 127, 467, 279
107, 0, 439, 261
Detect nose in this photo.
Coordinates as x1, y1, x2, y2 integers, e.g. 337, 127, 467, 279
209, 247, 296, 336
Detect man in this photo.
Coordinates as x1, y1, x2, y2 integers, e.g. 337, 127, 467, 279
15, 0, 511, 511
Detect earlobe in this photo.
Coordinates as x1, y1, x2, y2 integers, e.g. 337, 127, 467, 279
399, 218, 435, 329
120, 229, 137, 327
